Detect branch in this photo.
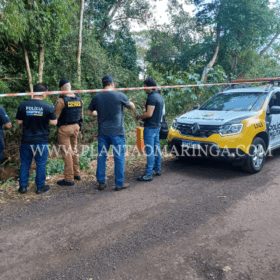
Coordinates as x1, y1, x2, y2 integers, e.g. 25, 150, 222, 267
237, 29, 280, 79
1, 78, 24, 80
110, 16, 145, 24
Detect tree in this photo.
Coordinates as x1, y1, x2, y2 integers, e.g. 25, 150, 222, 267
0, 0, 77, 89
193, 0, 278, 81
78, 0, 85, 87
85, 0, 154, 39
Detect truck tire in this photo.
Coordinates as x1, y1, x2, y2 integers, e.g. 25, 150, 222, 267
242, 137, 266, 173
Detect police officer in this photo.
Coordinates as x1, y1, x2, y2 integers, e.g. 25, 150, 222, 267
16, 83, 57, 194
55, 79, 83, 186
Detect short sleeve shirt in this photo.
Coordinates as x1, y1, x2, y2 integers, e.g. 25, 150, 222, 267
88, 91, 131, 136
144, 90, 164, 128
16, 99, 57, 144
0, 106, 11, 148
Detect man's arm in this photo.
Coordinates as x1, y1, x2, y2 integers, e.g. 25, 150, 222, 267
17, 120, 23, 126
86, 109, 98, 117
54, 98, 64, 120
125, 101, 135, 110
136, 105, 155, 120
49, 119, 57, 126
4, 122, 12, 130
87, 97, 98, 117
0, 107, 12, 130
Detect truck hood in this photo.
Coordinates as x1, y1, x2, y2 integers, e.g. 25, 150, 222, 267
177, 110, 258, 126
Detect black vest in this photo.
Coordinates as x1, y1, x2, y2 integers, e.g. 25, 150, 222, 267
57, 95, 82, 127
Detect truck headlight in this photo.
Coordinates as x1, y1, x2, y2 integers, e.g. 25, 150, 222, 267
219, 124, 244, 136
171, 119, 178, 130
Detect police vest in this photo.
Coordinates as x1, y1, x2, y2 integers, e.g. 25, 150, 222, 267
57, 95, 82, 127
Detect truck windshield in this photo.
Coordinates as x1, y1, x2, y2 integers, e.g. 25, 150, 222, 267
200, 92, 266, 111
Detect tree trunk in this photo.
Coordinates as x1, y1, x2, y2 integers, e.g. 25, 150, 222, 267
101, 0, 122, 38
237, 30, 280, 79
231, 52, 238, 73
38, 42, 44, 83
201, 28, 220, 83
22, 42, 33, 93
77, 0, 84, 87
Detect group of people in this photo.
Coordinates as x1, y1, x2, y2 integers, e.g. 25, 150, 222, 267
0, 75, 165, 194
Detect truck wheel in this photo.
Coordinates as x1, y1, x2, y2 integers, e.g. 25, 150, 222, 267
242, 137, 266, 173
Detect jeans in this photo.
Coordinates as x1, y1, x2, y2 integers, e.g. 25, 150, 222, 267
0, 148, 3, 168
96, 135, 126, 187
144, 127, 161, 176
19, 143, 49, 187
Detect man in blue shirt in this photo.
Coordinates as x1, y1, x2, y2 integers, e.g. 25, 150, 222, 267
16, 83, 57, 194
87, 75, 135, 191
0, 106, 12, 193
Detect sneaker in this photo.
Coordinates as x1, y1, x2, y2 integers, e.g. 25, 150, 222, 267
137, 174, 153, 181
74, 176, 81, 180
57, 180, 74, 186
18, 186, 27, 194
153, 169, 161, 176
36, 185, 50, 195
98, 182, 107, 191
115, 183, 130, 191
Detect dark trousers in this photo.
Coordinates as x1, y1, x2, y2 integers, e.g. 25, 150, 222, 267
19, 143, 48, 187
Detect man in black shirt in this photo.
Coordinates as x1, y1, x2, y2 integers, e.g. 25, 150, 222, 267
87, 75, 135, 191
136, 78, 164, 181
16, 83, 57, 194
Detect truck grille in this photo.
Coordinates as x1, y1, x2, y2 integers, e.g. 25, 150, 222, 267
177, 123, 220, 138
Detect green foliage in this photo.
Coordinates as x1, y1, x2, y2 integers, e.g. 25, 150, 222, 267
46, 158, 65, 176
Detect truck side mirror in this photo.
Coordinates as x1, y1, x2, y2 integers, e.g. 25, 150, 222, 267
193, 105, 200, 110
270, 106, 280, 114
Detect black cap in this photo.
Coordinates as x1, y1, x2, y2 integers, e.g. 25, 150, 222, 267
59, 78, 70, 88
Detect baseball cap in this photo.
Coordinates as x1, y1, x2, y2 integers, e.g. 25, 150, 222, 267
59, 78, 70, 88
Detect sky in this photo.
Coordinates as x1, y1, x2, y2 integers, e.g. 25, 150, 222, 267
131, 0, 195, 32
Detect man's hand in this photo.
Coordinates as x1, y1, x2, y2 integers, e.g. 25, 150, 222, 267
86, 109, 97, 117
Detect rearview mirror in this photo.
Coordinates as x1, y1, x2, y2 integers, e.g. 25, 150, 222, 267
193, 105, 200, 110
270, 106, 280, 114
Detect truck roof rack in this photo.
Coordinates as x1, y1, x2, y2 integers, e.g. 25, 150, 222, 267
224, 77, 280, 92
223, 84, 255, 92
233, 77, 280, 86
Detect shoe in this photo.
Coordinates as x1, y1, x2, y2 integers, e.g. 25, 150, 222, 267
36, 185, 50, 195
115, 183, 130, 191
57, 180, 74, 186
74, 176, 81, 180
98, 182, 107, 191
137, 174, 153, 181
153, 169, 161, 176
18, 186, 27, 194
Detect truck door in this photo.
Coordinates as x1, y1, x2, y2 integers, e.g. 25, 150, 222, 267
267, 92, 280, 149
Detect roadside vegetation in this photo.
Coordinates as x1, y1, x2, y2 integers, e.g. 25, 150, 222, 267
1, 0, 280, 200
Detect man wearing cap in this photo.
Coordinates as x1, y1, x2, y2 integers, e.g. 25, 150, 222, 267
54, 78, 83, 186
87, 75, 135, 191
16, 83, 57, 194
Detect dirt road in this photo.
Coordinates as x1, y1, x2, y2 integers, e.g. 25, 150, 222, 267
1, 153, 280, 280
